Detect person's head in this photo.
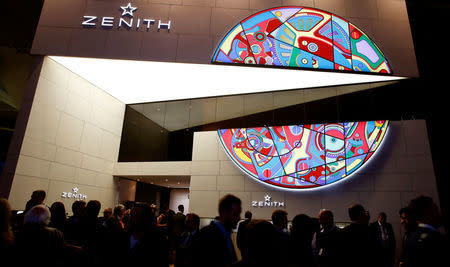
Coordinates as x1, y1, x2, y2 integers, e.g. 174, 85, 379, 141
129, 203, 155, 233
24, 205, 51, 226
377, 212, 387, 224
185, 213, 200, 232
103, 208, 112, 218
160, 204, 170, 215
244, 210, 252, 220
113, 204, 125, 219
30, 190, 46, 203
408, 195, 441, 228
245, 220, 280, 265
291, 214, 314, 239
86, 200, 101, 218
218, 194, 242, 231
50, 202, 66, 221
271, 210, 288, 230
399, 206, 417, 231
178, 204, 184, 213
72, 200, 86, 217
0, 198, 14, 243
318, 209, 334, 230
348, 204, 369, 224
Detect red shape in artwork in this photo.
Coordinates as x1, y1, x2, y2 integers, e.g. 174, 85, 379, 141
350, 25, 362, 40
266, 19, 283, 34
297, 36, 334, 62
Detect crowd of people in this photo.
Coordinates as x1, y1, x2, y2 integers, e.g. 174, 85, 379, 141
0, 191, 447, 267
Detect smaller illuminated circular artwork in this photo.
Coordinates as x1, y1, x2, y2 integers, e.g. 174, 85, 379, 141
218, 121, 389, 190
212, 6, 392, 74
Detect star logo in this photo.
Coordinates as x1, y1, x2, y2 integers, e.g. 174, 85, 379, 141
72, 187, 79, 193
120, 3, 138, 17
264, 195, 271, 202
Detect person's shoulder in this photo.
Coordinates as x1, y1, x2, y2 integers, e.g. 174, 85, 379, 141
237, 220, 247, 230
45, 225, 63, 234
419, 227, 445, 242
43, 226, 65, 241
342, 223, 353, 232
173, 212, 185, 219
198, 221, 222, 237
200, 221, 217, 232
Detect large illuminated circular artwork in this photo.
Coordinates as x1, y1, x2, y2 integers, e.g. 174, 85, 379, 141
212, 6, 392, 73
218, 121, 389, 189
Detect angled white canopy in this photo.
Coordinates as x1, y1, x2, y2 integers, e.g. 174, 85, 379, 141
50, 56, 405, 104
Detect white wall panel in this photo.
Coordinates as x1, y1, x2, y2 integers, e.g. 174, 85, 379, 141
9, 57, 124, 210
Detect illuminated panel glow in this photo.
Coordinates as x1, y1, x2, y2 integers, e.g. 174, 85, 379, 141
212, 6, 392, 74
218, 121, 389, 190
49, 56, 403, 104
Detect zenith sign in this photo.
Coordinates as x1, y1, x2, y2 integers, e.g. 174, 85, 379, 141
82, 2, 171, 31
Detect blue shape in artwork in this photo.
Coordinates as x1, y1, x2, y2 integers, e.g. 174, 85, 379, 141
346, 154, 367, 175
242, 11, 277, 31
366, 121, 375, 136
269, 37, 294, 66
332, 16, 350, 50
215, 50, 233, 63
269, 7, 303, 22
318, 20, 333, 40
294, 131, 325, 170
251, 154, 285, 180
352, 58, 371, 72
230, 39, 247, 60
333, 47, 352, 69
270, 24, 296, 46
294, 48, 334, 69
326, 161, 346, 184
287, 13, 323, 31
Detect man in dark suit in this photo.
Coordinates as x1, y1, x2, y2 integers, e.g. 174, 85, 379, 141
398, 207, 417, 267
314, 209, 344, 267
342, 204, 379, 267
175, 213, 200, 267
401, 196, 448, 267
172, 205, 186, 250
369, 212, 396, 267
191, 194, 242, 267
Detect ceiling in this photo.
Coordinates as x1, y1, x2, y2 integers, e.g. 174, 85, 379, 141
129, 81, 399, 131
121, 175, 190, 189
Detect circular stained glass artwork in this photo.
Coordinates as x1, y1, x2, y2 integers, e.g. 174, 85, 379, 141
212, 6, 392, 74
218, 121, 389, 190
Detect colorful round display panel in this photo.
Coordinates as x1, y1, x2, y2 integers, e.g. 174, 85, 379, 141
218, 121, 389, 189
212, 6, 392, 74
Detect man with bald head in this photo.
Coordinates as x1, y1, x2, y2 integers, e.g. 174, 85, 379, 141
314, 209, 344, 267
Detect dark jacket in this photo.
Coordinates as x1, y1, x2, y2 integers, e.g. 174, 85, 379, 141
14, 224, 65, 266
342, 222, 379, 267
315, 226, 344, 267
236, 219, 250, 260
401, 225, 448, 267
369, 221, 396, 265
191, 221, 237, 267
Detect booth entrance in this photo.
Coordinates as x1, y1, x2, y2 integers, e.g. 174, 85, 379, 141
116, 176, 190, 215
